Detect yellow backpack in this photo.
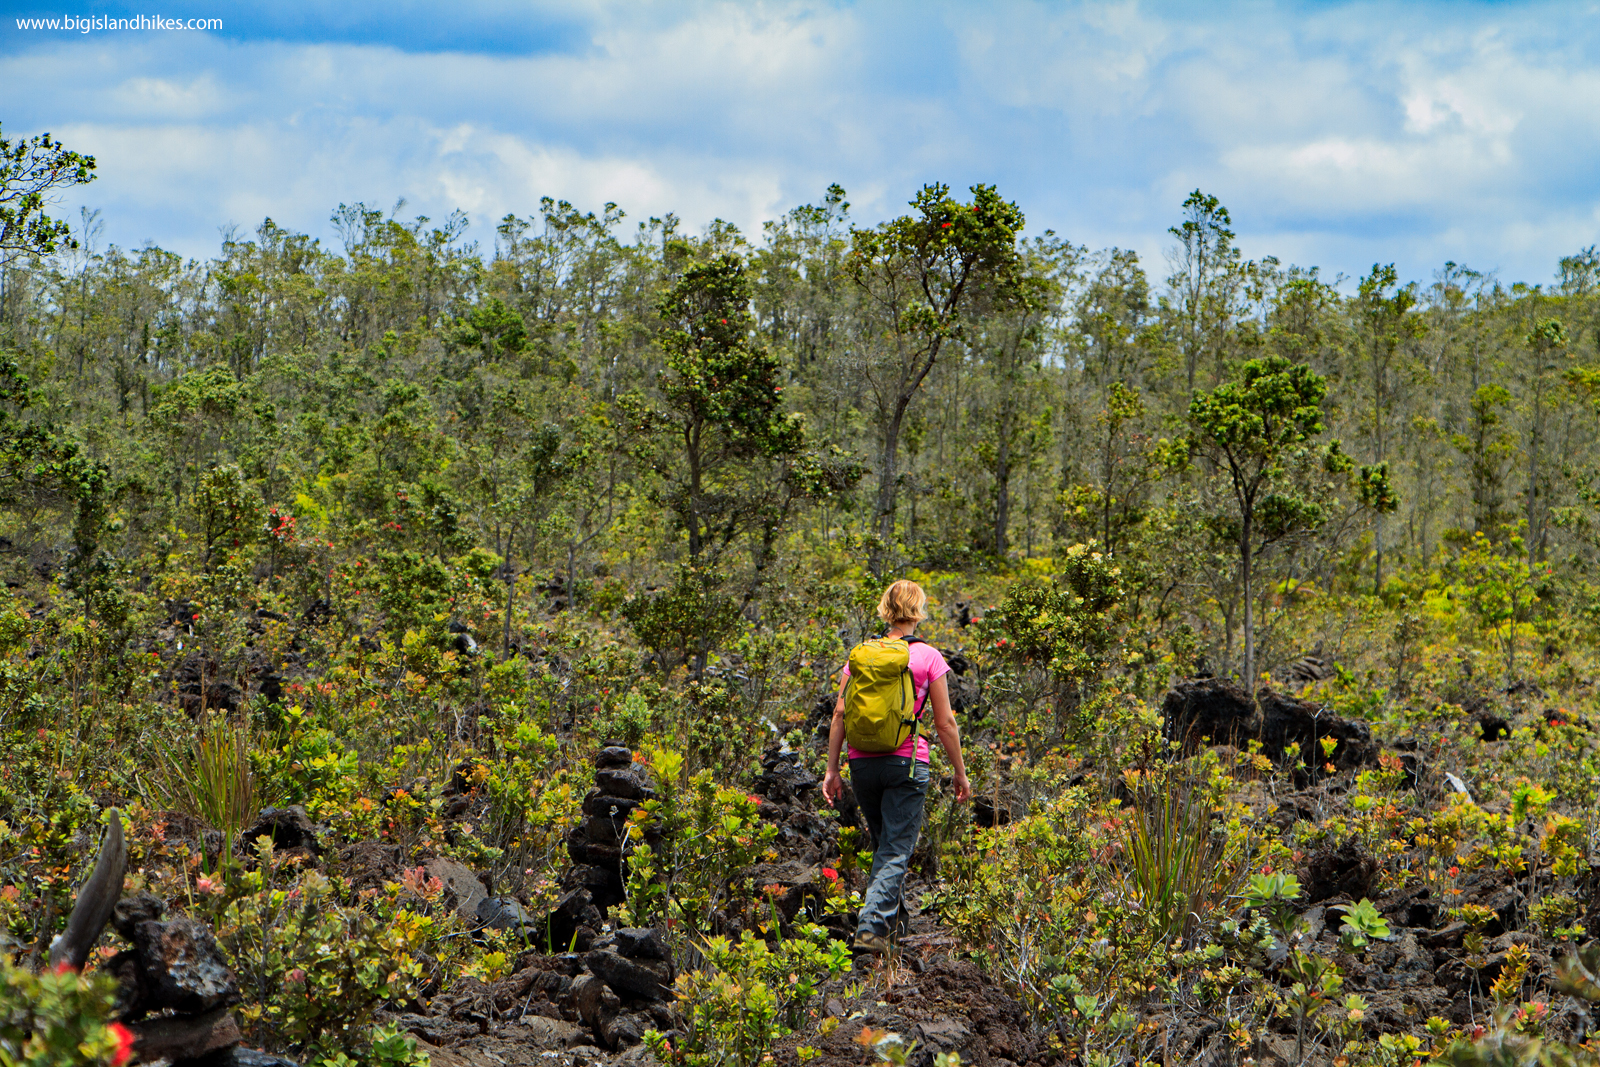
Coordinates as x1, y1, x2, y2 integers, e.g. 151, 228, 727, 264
843, 636, 925, 754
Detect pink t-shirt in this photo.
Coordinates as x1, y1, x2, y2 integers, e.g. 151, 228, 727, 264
841, 640, 951, 762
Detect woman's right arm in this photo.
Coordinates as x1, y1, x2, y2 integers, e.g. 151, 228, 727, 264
821, 673, 848, 804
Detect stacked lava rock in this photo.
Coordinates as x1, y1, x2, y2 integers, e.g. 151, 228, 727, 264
750, 748, 837, 865
735, 749, 849, 940
106, 894, 294, 1065
564, 742, 659, 918
571, 926, 677, 1049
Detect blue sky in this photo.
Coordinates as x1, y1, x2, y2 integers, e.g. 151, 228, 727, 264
3, 1, 1599, 289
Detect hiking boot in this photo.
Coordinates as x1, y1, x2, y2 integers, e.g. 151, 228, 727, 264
853, 930, 892, 955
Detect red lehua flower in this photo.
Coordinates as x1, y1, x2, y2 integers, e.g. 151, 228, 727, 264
108, 1022, 136, 1067
747, 794, 763, 805
821, 867, 838, 882
719, 318, 727, 324
941, 222, 952, 229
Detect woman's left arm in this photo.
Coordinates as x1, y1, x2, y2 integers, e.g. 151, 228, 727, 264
927, 674, 970, 803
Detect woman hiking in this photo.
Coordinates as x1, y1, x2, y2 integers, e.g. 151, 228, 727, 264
821, 579, 971, 955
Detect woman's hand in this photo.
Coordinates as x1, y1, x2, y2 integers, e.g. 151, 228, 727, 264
951, 770, 971, 803
822, 769, 844, 805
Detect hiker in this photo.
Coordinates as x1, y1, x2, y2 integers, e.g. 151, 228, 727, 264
821, 579, 971, 954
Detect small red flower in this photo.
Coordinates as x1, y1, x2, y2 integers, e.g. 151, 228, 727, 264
821, 867, 839, 882
719, 318, 727, 324
941, 222, 952, 229
108, 1022, 136, 1067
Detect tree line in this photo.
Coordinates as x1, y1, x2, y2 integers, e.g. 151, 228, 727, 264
3, 122, 1599, 686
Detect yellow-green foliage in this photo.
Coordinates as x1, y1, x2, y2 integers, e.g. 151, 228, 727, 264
0, 959, 126, 1067
215, 847, 434, 1065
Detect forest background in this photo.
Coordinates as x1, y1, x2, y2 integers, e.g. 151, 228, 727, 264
2, 150, 1595, 689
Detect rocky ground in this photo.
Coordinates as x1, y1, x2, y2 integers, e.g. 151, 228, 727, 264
380, 744, 1044, 1067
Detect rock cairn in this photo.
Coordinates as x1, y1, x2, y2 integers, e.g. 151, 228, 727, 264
398, 744, 680, 1053
106, 894, 294, 1066
563, 742, 659, 918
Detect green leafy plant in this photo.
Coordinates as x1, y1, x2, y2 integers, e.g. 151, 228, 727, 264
1238, 870, 1303, 954
621, 746, 777, 936
218, 853, 436, 1064
0, 957, 130, 1067
1336, 897, 1391, 949
148, 712, 260, 871
1282, 949, 1344, 1066
980, 542, 1124, 743
254, 704, 359, 817
645, 925, 850, 1067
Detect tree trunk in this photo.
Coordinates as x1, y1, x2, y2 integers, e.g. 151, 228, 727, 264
994, 419, 1011, 558
503, 570, 515, 652
1374, 520, 1383, 594
1527, 377, 1544, 568
872, 401, 909, 562
1242, 508, 1255, 691
567, 543, 577, 615
686, 420, 704, 560
1374, 352, 1386, 593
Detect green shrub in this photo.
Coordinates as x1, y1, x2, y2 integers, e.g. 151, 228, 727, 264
620, 747, 777, 936
1113, 765, 1250, 945
149, 713, 260, 867
0, 958, 130, 1066
217, 857, 434, 1065
645, 926, 850, 1067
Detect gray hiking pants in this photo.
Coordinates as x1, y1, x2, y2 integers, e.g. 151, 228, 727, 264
849, 755, 929, 939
